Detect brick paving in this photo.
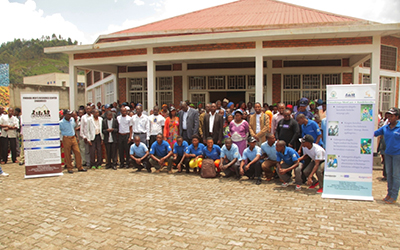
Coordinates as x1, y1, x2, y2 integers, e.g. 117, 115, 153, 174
0, 163, 399, 249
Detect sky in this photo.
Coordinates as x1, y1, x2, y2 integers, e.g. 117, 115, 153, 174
1, 0, 400, 45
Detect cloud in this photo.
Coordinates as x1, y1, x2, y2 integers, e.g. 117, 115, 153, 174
0, 0, 88, 44
134, 0, 145, 6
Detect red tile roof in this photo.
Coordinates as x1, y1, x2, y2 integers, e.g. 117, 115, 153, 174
113, 0, 367, 35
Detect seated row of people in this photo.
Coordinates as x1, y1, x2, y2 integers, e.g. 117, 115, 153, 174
129, 132, 325, 192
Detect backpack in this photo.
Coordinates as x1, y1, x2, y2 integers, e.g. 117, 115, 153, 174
201, 159, 217, 178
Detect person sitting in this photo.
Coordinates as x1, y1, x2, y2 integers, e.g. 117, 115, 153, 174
220, 138, 241, 179
173, 136, 189, 172
184, 135, 205, 174
260, 133, 279, 181
239, 136, 262, 185
275, 140, 303, 190
130, 135, 150, 172
149, 133, 174, 173
202, 137, 221, 171
297, 135, 325, 193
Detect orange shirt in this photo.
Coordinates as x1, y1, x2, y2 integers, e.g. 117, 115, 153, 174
265, 110, 273, 126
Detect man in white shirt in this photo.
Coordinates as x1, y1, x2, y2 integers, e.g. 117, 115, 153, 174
117, 107, 133, 168
148, 106, 165, 147
131, 105, 149, 146
271, 103, 285, 135
203, 103, 223, 145
297, 134, 325, 193
80, 106, 92, 167
0, 108, 20, 164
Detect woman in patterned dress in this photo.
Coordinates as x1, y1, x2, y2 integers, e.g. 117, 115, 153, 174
164, 106, 179, 149
229, 109, 249, 155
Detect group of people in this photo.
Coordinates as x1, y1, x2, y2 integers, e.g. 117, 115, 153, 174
59, 97, 327, 193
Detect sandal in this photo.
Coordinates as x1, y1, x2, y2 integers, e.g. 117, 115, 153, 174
385, 198, 396, 204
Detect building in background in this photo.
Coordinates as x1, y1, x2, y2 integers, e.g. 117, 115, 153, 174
45, 0, 400, 113
23, 72, 85, 87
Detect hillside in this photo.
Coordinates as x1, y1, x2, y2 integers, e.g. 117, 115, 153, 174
0, 35, 78, 84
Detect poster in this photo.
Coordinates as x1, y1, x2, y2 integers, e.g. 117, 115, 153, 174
322, 84, 376, 201
21, 93, 62, 178
0, 64, 9, 86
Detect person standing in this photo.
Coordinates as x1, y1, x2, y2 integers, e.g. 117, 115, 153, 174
80, 106, 93, 167
220, 138, 241, 179
294, 98, 314, 120
148, 106, 165, 147
199, 103, 211, 141
149, 133, 174, 173
131, 105, 150, 145
271, 103, 285, 135
178, 102, 199, 144
130, 135, 150, 172
160, 104, 169, 118
203, 103, 224, 146
239, 137, 262, 185
117, 107, 133, 168
14, 108, 24, 165
87, 110, 103, 169
249, 102, 270, 146
76, 109, 86, 166
164, 107, 179, 149
374, 107, 400, 204
276, 109, 300, 150
296, 114, 323, 148
0, 108, 19, 164
102, 111, 119, 170
229, 109, 249, 155
59, 110, 87, 174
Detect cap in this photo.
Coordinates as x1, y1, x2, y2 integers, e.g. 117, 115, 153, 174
299, 98, 309, 107
162, 104, 168, 108
63, 109, 72, 115
111, 108, 117, 112
316, 99, 323, 105
170, 106, 176, 111
125, 107, 130, 111
234, 109, 243, 115
104, 104, 111, 109
287, 104, 293, 109
248, 136, 257, 143
301, 134, 314, 143
223, 98, 229, 103
122, 102, 128, 106
386, 107, 399, 115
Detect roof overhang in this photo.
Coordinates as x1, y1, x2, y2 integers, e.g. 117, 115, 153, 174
45, 23, 400, 55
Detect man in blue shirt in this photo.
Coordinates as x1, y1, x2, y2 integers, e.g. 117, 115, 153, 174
173, 136, 188, 172
149, 133, 173, 173
202, 137, 221, 161
220, 138, 241, 179
59, 109, 87, 174
130, 135, 150, 172
239, 137, 262, 185
296, 113, 323, 148
276, 140, 302, 188
260, 133, 278, 181
294, 98, 314, 120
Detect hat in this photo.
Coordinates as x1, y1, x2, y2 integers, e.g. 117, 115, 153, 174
125, 106, 130, 111
170, 106, 176, 111
310, 101, 315, 105
122, 102, 128, 106
299, 98, 309, 107
189, 103, 195, 107
234, 109, 243, 115
248, 136, 257, 143
223, 98, 229, 103
227, 102, 234, 108
301, 134, 314, 143
105, 104, 111, 109
287, 104, 293, 109
111, 108, 117, 112
386, 107, 399, 115
63, 109, 72, 115
162, 104, 168, 108
316, 99, 323, 105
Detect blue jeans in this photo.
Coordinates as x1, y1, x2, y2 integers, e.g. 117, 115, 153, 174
385, 154, 400, 200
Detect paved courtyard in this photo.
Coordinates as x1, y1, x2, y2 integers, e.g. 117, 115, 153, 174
0, 163, 399, 250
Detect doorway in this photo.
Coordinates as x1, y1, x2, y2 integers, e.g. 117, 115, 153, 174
209, 91, 245, 105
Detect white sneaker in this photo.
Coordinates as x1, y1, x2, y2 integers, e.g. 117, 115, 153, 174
281, 182, 289, 188
0, 172, 9, 177
295, 185, 301, 191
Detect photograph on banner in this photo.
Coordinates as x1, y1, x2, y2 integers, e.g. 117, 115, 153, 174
322, 84, 376, 201
21, 93, 62, 178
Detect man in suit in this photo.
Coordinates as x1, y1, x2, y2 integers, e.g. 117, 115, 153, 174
249, 102, 271, 146
178, 102, 199, 144
102, 111, 119, 170
87, 109, 103, 169
203, 103, 224, 146
199, 103, 210, 142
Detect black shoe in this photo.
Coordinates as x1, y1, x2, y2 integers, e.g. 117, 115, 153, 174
146, 167, 152, 173
136, 168, 142, 172
19, 162, 24, 166
78, 168, 87, 172
112, 166, 117, 170
105, 165, 111, 169
68, 170, 73, 174
256, 179, 261, 185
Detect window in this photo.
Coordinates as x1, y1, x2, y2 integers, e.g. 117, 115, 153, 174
86, 72, 92, 87
282, 74, 341, 105
87, 90, 93, 103
156, 77, 173, 106
227, 75, 245, 89
129, 78, 148, 110
379, 77, 393, 112
363, 45, 397, 71
191, 94, 206, 108
189, 76, 206, 90
94, 71, 101, 83
208, 76, 225, 89
105, 81, 114, 104
95, 86, 101, 104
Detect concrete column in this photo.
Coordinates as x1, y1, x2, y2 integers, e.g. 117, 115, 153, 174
255, 55, 263, 104
182, 63, 188, 101
147, 60, 156, 110
370, 35, 381, 131
69, 54, 78, 110
352, 66, 360, 84
266, 60, 273, 104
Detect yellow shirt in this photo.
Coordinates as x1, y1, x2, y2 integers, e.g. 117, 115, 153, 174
265, 110, 273, 127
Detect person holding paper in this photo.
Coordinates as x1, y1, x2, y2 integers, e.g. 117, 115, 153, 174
374, 107, 400, 204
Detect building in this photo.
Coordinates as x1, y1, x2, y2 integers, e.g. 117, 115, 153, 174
23, 72, 86, 87
45, 0, 400, 113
